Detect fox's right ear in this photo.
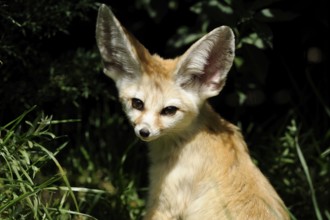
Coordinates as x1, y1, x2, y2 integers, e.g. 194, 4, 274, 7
96, 4, 141, 84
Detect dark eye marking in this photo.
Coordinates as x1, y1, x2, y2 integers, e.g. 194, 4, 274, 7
160, 106, 179, 116
131, 98, 144, 111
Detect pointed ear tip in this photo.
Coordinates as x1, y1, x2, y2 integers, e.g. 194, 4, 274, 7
97, 4, 117, 32
98, 4, 113, 17
218, 26, 235, 38
99, 4, 108, 11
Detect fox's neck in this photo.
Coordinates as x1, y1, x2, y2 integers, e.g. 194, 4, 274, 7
147, 102, 221, 163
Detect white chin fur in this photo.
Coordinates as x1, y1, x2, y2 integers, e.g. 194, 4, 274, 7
136, 133, 160, 142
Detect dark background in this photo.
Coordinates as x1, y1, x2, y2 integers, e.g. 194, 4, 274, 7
0, 0, 329, 219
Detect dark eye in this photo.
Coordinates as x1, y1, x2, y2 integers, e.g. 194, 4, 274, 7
132, 98, 144, 111
161, 106, 179, 116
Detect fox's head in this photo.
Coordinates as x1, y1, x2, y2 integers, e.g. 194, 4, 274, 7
96, 5, 235, 142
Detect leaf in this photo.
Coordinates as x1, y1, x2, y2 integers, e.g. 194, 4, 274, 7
237, 91, 247, 105
191, 1, 233, 15
209, 0, 233, 15
234, 56, 244, 69
28, 140, 34, 148
253, 21, 273, 49
135, 0, 169, 22
248, 0, 285, 11
20, 149, 30, 165
190, 2, 203, 14
190, 0, 236, 26
255, 8, 299, 22
167, 26, 204, 49
41, 131, 56, 139
241, 32, 265, 49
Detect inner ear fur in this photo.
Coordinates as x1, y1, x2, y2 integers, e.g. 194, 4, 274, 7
96, 4, 150, 82
175, 26, 235, 99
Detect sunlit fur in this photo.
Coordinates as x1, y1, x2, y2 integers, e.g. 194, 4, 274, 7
96, 4, 290, 220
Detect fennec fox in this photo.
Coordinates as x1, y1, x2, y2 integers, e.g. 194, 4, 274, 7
96, 4, 289, 220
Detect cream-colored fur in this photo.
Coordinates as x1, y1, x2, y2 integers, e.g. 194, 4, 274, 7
96, 4, 290, 220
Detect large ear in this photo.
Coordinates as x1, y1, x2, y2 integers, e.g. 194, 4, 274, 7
96, 4, 142, 84
175, 26, 235, 99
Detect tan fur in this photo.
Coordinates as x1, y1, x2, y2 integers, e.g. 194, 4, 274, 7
126, 29, 178, 79
96, 4, 290, 219
146, 104, 289, 219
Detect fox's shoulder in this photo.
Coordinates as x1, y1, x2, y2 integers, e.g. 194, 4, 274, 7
195, 103, 250, 160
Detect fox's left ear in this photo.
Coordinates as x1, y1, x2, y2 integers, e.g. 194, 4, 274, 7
175, 26, 235, 99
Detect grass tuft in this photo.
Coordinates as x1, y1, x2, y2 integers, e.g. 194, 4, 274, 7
0, 107, 104, 219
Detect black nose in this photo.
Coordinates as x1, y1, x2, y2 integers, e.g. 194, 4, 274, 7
139, 128, 150, 138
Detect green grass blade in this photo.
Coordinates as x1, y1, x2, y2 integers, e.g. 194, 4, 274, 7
0, 105, 37, 131
34, 142, 80, 212
295, 137, 323, 220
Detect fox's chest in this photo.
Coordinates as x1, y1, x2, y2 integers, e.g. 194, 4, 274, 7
148, 147, 222, 219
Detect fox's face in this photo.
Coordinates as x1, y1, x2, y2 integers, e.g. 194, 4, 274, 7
118, 72, 200, 141
96, 5, 235, 142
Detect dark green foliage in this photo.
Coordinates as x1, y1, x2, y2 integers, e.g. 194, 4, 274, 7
0, 0, 329, 219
